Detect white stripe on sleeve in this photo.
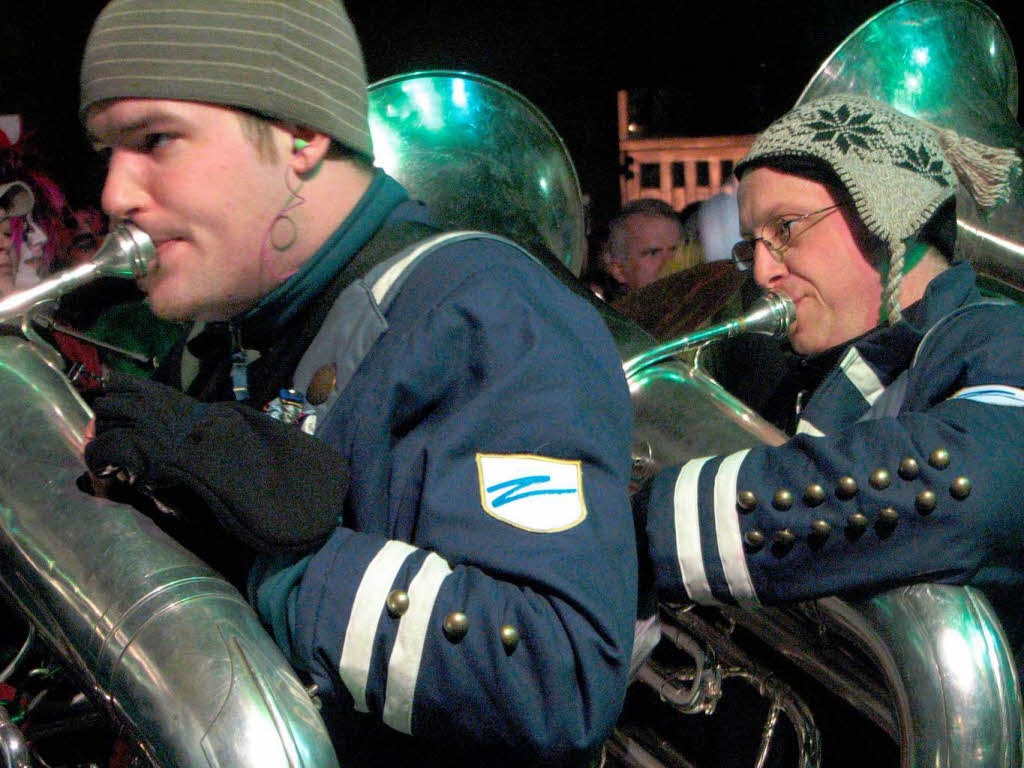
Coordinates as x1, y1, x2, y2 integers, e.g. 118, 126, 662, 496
338, 540, 417, 712
713, 449, 760, 607
382, 552, 453, 735
672, 457, 715, 603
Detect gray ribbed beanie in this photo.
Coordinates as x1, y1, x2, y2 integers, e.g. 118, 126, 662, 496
737, 95, 1019, 324
80, 0, 374, 159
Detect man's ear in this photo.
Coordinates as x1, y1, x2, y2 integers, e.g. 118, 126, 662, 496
289, 130, 330, 178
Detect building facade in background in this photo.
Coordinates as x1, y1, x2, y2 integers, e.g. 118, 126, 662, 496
617, 90, 754, 209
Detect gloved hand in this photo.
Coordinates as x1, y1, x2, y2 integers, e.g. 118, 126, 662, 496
84, 372, 349, 553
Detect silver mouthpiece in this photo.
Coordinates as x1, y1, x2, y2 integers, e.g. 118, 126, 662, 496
0, 222, 155, 323
90, 222, 156, 279
622, 290, 796, 380
739, 290, 796, 338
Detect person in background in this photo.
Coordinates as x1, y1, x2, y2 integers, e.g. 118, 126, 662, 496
697, 172, 741, 264
637, 95, 1024, 677
0, 179, 50, 296
605, 198, 683, 293
78, 1, 637, 766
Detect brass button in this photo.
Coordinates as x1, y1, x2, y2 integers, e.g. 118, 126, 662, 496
836, 476, 858, 500
915, 490, 937, 515
846, 512, 868, 538
500, 625, 520, 655
443, 612, 469, 643
808, 519, 832, 548
737, 490, 758, 512
307, 363, 337, 406
869, 468, 891, 490
899, 457, 920, 480
771, 528, 796, 557
772, 489, 794, 510
385, 589, 410, 618
950, 476, 971, 500
803, 483, 826, 507
875, 507, 899, 537
929, 448, 951, 470
743, 529, 765, 552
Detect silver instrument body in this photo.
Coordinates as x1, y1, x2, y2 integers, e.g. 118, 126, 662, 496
798, 0, 1024, 298
0, 227, 340, 767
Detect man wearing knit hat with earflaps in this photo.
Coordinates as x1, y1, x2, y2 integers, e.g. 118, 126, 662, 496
78, 2, 637, 765
637, 94, 1024, 677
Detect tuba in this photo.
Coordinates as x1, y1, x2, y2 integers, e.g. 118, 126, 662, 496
0, 227, 340, 767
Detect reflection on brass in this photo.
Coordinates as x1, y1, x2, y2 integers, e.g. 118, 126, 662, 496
737, 490, 758, 512
803, 483, 826, 507
307, 363, 337, 406
772, 489, 794, 510
744, 529, 766, 552
950, 476, 972, 500
899, 457, 920, 480
876, 507, 899, 537
929, 448, 951, 470
870, 469, 892, 490
809, 519, 832, 546
878, 507, 899, 525
915, 490, 938, 515
443, 612, 469, 643
846, 512, 869, 538
386, 589, 410, 618
631, 440, 656, 486
836, 476, 858, 500
500, 625, 520, 655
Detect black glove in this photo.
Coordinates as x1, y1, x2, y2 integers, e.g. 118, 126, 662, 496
85, 372, 349, 553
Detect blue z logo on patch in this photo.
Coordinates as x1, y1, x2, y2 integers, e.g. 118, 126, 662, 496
486, 475, 577, 507
477, 454, 587, 532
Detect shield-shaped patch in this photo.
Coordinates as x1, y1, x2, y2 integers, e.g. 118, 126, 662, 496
476, 453, 587, 532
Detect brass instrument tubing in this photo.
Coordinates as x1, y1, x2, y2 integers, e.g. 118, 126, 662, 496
0, 625, 35, 684
622, 318, 745, 381
0, 704, 32, 768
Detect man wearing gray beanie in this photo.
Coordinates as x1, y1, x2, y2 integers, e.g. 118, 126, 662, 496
637, 94, 1024, 677
79, 2, 636, 765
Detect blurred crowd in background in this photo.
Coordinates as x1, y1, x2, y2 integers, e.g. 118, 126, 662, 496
1, 113, 184, 388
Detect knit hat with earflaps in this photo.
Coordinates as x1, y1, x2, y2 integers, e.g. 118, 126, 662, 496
80, 0, 374, 160
736, 94, 1019, 324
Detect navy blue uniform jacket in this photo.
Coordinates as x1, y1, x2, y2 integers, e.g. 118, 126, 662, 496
245, 177, 636, 766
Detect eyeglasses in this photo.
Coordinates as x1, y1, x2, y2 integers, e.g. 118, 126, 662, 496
730, 204, 844, 271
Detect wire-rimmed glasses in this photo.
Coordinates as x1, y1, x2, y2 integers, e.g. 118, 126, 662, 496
731, 204, 844, 271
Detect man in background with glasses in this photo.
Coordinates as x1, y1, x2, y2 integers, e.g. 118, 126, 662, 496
637, 94, 1024, 678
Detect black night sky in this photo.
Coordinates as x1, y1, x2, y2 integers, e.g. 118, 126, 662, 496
2, 0, 1022, 232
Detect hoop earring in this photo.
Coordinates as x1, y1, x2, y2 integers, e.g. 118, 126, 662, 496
270, 211, 298, 251
270, 173, 306, 252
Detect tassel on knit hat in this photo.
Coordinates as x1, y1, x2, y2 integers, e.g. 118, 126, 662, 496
736, 95, 1020, 324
